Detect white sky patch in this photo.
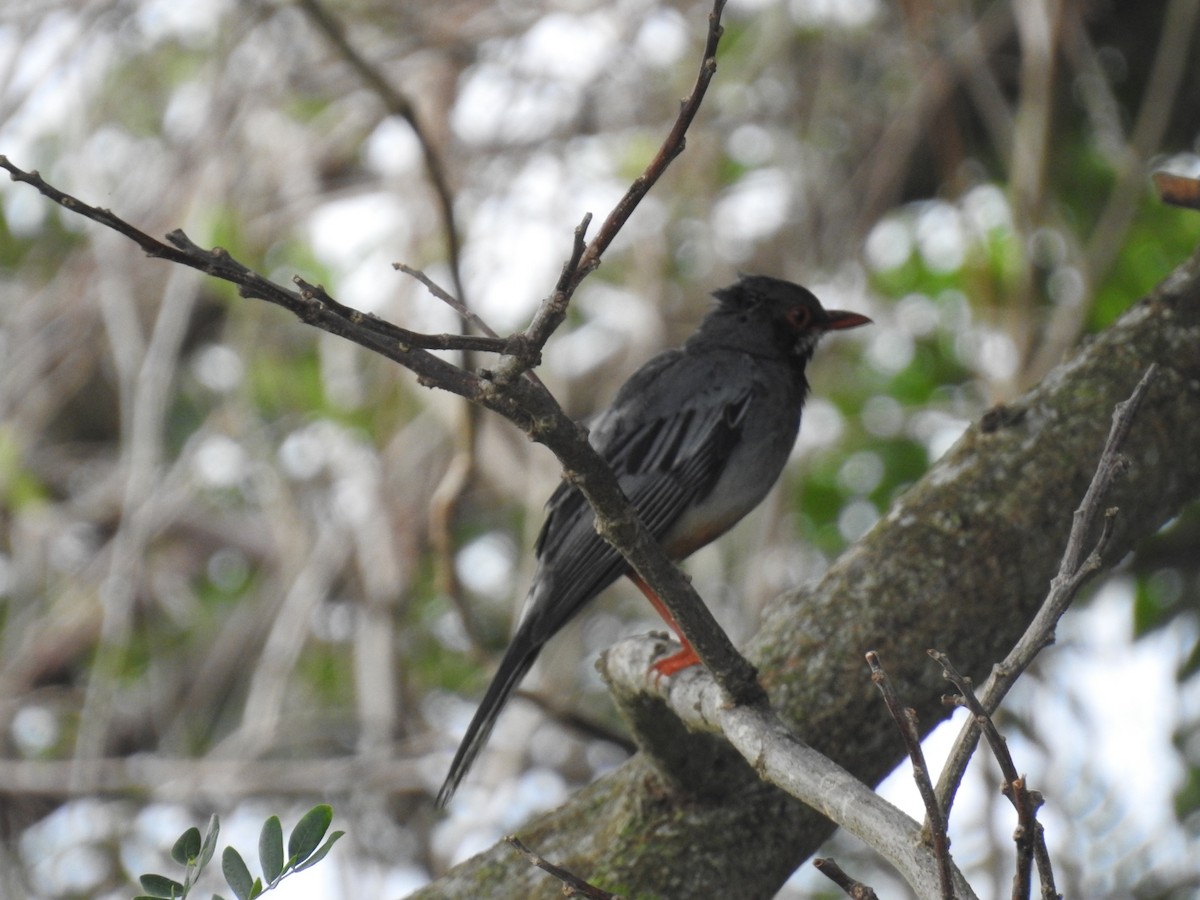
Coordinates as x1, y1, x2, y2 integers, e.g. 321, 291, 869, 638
452, 12, 617, 146
461, 213, 564, 331
955, 326, 1019, 382
915, 200, 967, 272
894, 292, 940, 337
456, 532, 517, 599
336, 248, 410, 317
962, 182, 1012, 234
7, 13, 82, 96
363, 116, 423, 178
279, 424, 330, 481
861, 394, 905, 438
793, 398, 845, 454
452, 64, 574, 145
547, 283, 662, 380
789, 0, 881, 28
305, 194, 413, 316
162, 79, 212, 143
837, 450, 885, 495
908, 409, 969, 462
865, 326, 915, 374
978, 330, 1018, 381
1052, 580, 1193, 834
726, 123, 776, 167
458, 149, 618, 330
837, 498, 879, 541
308, 193, 411, 272
190, 343, 244, 394
1048, 265, 1086, 307
712, 167, 793, 260
727, 0, 779, 12
518, 12, 617, 82
0, 17, 112, 172
135, 0, 229, 45
3, 182, 49, 236
193, 434, 246, 488
11, 705, 59, 756
864, 216, 913, 272
635, 8, 689, 68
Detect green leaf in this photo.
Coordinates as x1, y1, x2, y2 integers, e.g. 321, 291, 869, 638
140, 873, 185, 897
291, 831, 344, 873
172, 828, 202, 866
200, 815, 221, 868
259, 816, 284, 884
221, 847, 254, 900
287, 805, 332, 864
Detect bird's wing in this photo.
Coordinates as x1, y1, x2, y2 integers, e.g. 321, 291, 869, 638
526, 351, 758, 636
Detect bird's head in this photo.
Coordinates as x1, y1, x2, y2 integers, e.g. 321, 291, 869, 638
709, 274, 872, 363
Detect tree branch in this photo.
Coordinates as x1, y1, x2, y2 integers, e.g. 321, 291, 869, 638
601, 638, 977, 900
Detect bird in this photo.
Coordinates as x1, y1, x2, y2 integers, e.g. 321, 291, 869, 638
436, 274, 871, 806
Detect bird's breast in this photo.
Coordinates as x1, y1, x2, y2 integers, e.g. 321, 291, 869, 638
660, 381, 803, 559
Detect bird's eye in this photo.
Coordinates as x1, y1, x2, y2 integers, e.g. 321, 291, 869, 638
786, 306, 812, 329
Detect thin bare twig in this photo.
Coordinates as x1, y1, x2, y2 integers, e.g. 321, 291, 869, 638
866, 651, 955, 900
813, 858, 880, 900
298, 276, 510, 353
505, 836, 621, 899
570, 0, 726, 284
934, 365, 1158, 821
507, 0, 728, 370
393, 264, 501, 339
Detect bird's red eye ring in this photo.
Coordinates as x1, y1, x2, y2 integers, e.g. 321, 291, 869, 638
786, 305, 812, 329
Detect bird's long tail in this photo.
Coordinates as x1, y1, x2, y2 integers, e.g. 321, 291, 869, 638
436, 632, 543, 807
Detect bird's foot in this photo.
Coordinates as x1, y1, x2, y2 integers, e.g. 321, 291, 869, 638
651, 644, 701, 678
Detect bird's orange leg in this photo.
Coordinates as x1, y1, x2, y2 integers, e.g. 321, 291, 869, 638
628, 573, 701, 677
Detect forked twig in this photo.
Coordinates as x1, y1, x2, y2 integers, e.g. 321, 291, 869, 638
930, 650, 1055, 900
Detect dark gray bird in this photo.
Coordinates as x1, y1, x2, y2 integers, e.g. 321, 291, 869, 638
437, 274, 870, 806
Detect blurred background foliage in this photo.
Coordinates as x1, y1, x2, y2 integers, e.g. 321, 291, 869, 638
0, 0, 1198, 897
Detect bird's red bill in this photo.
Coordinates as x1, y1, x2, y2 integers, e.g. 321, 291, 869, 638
823, 310, 872, 331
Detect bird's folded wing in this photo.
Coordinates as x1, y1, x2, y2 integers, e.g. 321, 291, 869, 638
524, 362, 757, 638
